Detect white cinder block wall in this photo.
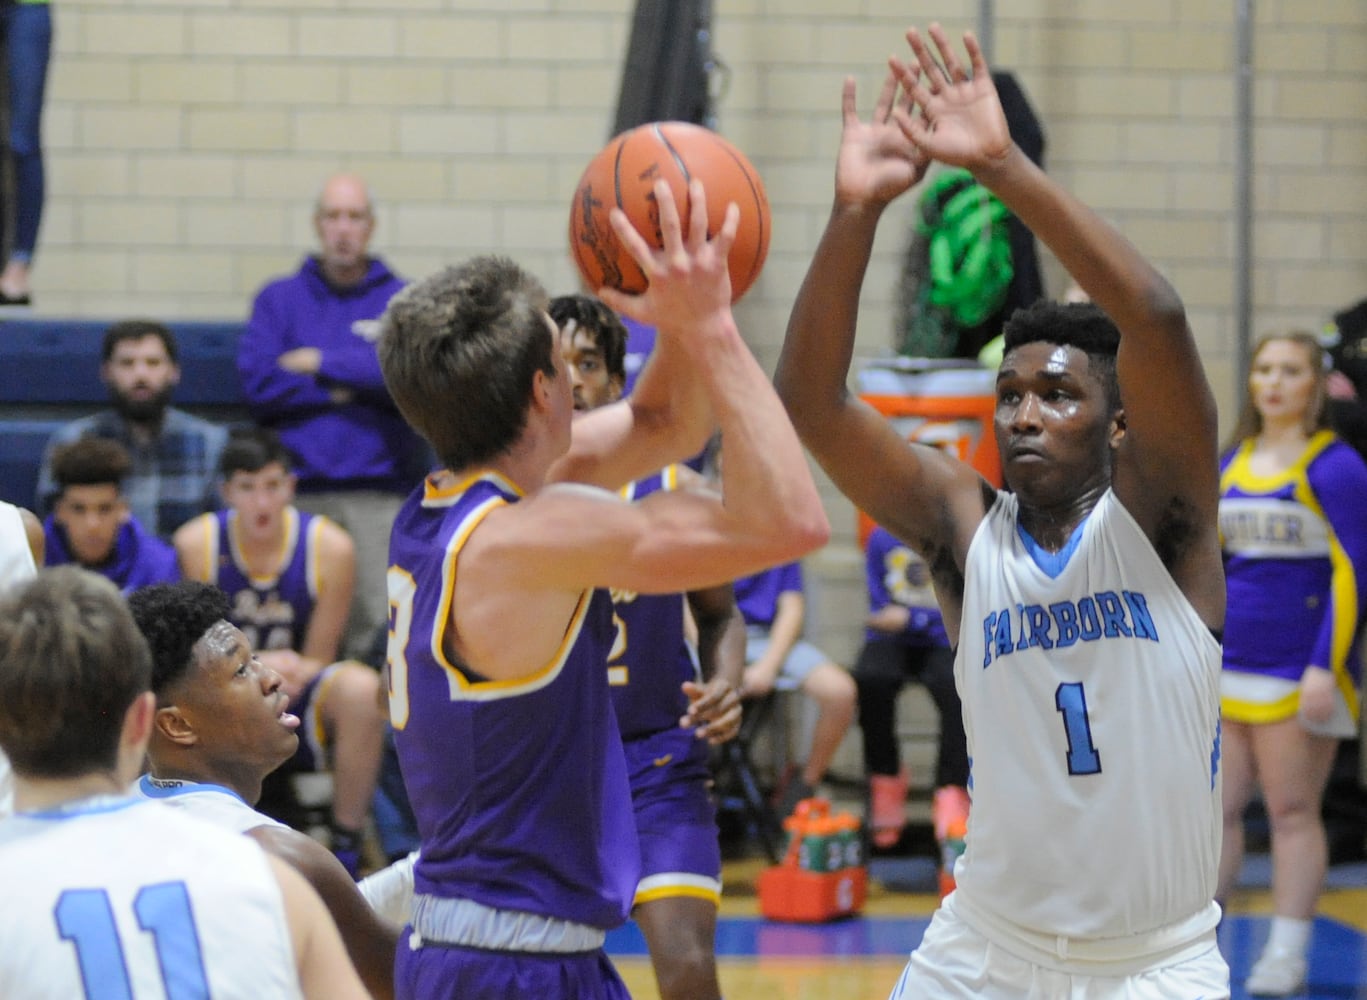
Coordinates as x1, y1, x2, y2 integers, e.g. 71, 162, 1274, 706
45, 3, 1367, 750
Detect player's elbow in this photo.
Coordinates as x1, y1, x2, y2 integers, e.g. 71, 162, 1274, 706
791, 517, 832, 561
1137, 277, 1189, 336
770, 505, 831, 563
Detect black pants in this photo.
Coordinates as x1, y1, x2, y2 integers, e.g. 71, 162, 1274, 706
853, 639, 968, 789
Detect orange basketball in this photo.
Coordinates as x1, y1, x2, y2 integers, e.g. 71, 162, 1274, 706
568, 121, 771, 304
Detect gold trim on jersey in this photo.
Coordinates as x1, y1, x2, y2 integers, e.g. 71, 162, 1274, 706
1219, 429, 1337, 496
616, 463, 681, 502
422, 468, 524, 507
311, 663, 340, 753
304, 515, 325, 600
226, 507, 300, 589
633, 872, 722, 908
200, 512, 219, 585
427, 472, 593, 702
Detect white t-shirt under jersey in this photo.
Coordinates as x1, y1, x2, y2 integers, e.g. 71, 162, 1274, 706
953, 489, 1222, 942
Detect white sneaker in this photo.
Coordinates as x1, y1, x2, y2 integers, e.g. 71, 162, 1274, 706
1245, 949, 1307, 996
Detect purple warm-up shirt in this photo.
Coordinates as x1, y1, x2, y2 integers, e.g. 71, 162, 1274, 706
238, 256, 428, 494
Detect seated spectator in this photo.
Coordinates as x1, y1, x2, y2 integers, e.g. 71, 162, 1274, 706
734, 560, 856, 816
43, 437, 179, 592
36, 319, 227, 538
854, 524, 970, 859
173, 427, 385, 877
237, 173, 429, 659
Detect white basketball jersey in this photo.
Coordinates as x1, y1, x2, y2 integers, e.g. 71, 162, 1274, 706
0, 797, 303, 999
0, 501, 38, 821
132, 774, 289, 835
954, 490, 1222, 940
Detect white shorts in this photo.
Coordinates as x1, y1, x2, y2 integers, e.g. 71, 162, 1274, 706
888, 895, 1230, 1000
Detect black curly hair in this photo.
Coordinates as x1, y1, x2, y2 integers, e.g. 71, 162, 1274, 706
127, 581, 232, 698
548, 293, 628, 381
1002, 300, 1122, 411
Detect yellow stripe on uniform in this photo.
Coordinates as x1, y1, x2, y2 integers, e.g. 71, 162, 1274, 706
633, 872, 723, 908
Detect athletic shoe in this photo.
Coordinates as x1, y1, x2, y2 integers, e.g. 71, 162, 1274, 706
1245, 948, 1308, 997
868, 772, 908, 849
931, 784, 971, 844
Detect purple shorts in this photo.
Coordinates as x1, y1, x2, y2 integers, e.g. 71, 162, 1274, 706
623, 727, 722, 907
396, 939, 631, 1000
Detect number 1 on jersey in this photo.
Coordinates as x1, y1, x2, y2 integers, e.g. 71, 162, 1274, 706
1055, 681, 1102, 775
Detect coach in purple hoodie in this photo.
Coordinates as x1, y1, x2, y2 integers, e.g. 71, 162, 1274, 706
238, 172, 429, 658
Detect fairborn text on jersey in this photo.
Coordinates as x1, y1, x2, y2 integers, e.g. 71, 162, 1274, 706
979, 590, 1158, 668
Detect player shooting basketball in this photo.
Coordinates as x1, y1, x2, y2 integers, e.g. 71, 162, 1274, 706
375, 180, 827, 999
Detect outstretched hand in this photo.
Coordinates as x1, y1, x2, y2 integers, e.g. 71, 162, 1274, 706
834, 69, 931, 210
889, 24, 1012, 174
596, 178, 739, 336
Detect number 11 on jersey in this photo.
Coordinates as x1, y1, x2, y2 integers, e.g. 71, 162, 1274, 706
55, 883, 209, 1000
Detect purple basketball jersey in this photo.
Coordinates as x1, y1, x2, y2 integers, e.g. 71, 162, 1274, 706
388, 472, 640, 930
608, 468, 702, 744
210, 507, 320, 652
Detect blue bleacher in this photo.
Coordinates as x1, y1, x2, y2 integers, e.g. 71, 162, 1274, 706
0, 317, 248, 508
0, 418, 64, 509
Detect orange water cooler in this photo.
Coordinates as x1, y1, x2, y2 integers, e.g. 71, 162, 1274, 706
855, 358, 1001, 545
757, 799, 868, 923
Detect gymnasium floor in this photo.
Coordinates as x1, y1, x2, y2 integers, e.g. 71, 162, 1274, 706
605, 854, 1367, 999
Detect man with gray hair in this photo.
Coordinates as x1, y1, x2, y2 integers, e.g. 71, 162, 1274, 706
238, 172, 429, 659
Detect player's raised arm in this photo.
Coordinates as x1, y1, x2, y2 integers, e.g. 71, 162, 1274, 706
893, 25, 1222, 592
508, 180, 829, 595
774, 70, 990, 603
548, 181, 738, 492
548, 316, 712, 492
